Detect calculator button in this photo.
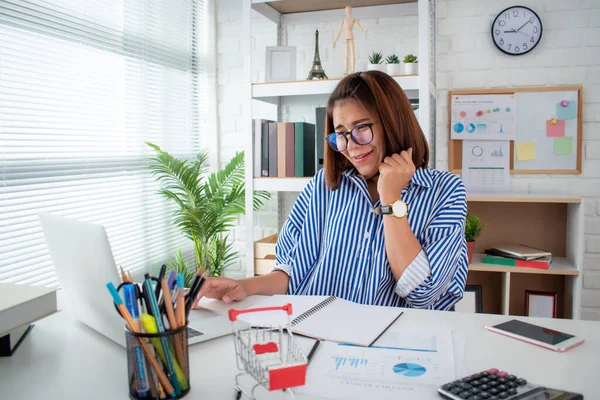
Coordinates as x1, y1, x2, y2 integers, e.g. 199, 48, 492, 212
508, 382, 519, 389
479, 393, 491, 399
487, 368, 499, 374
488, 381, 499, 387
480, 371, 490, 376
489, 388, 500, 395
506, 375, 517, 381
443, 383, 455, 391
488, 374, 498, 380
497, 378, 508, 384
458, 383, 473, 390
497, 384, 509, 391
451, 387, 464, 395
479, 384, 490, 391
459, 391, 472, 399
480, 377, 490, 384
497, 371, 508, 378
498, 392, 509, 399
508, 388, 517, 395
470, 388, 481, 394
468, 396, 482, 400
471, 380, 482, 386
517, 378, 527, 386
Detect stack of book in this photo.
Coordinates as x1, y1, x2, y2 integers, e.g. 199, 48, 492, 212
252, 107, 326, 178
483, 244, 552, 270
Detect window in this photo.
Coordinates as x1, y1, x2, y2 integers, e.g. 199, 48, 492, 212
0, 0, 212, 286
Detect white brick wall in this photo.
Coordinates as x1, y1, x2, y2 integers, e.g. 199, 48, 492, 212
437, 0, 600, 320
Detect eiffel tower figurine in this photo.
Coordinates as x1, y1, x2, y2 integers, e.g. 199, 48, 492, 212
307, 29, 328, 80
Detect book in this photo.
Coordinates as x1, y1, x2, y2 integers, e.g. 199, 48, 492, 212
261, 121, 270, 176
253, 119, 270, 178
487, 244, 552, 261
315, 107, 326, 172
0, 283, 58, 352
268, 122, 278, 177
483, 254, 551, 270
277, 122, 295, 177
294, 122, 316, 177
235, 295, 403, 347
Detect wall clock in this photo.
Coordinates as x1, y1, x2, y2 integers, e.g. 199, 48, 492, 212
491, 6, 542, 56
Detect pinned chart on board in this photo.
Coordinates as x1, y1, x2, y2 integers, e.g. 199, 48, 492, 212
462, 140, 510, 192
448, 86, 582, 174
513, 90, 579, 172
450, 94, 516, 140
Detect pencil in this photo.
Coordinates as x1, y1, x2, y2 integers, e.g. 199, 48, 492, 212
120, 266, 130, 283
107, 283, 176, 396
162, 279, 186, 376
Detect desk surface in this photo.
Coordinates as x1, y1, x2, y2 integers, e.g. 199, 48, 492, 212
1, 298, 599, 399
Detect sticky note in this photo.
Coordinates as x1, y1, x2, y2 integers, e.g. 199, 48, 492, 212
554, 137, 573, 155
556, 101, 577, 120
546, 119, 566, 137
516, 142, 536, 161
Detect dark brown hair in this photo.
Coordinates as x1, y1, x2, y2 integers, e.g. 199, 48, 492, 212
323, 70, 429, 190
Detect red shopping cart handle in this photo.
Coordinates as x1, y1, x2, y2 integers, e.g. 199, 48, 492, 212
228, 303, 293, 321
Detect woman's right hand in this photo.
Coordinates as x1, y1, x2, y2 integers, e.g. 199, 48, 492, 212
192, 277, 249, 308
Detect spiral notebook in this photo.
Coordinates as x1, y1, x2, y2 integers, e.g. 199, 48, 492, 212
237, 295, 404, 347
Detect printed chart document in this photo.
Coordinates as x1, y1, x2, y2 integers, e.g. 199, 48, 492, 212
451, 94, 517, 140
462, 140, 510, 192
231, 295, 403, 347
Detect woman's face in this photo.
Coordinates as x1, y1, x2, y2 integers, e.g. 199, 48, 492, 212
332, 99, 385, 180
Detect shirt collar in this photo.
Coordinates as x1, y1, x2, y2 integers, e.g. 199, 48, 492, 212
342, 167, 433, 188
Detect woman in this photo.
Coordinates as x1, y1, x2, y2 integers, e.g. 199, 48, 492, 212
196, 71, 468, 310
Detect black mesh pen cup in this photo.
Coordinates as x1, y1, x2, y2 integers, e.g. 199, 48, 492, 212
125, 324, 190, 400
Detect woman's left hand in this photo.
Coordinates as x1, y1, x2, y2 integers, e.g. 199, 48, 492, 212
377, 148, 416, 204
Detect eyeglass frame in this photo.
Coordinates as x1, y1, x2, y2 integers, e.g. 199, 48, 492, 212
325, 121, 379, 153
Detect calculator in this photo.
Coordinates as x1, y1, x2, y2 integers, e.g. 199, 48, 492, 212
438, 368, 584, 399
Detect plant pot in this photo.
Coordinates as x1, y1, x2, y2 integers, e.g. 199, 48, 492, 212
385, 63, 403, 75
467, 241, 476, 264
404, 62, 418, 75
367, 63, 384, 72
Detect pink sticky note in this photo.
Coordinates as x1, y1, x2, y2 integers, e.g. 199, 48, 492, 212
546, 119, 565, 137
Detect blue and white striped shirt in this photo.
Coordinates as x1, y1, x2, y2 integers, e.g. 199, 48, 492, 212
274, 167, 468, 310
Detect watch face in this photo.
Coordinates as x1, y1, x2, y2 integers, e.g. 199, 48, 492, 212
492, 6, 542, 56
392, 201, 408, 218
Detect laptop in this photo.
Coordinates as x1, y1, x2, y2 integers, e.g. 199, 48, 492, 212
38, 213, 235, 348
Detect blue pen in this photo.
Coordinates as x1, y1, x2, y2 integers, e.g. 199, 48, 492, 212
123, 284, 150, 398
143, 274, 181, 397
167, 270, 177, 291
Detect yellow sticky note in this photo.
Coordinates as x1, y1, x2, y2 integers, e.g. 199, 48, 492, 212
516, 142, 536, 161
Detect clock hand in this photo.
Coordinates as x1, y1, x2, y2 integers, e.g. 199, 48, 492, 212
516, 21, 529, 32
503, 29, 517, 33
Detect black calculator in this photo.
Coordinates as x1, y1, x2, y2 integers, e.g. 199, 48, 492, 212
438, 368, 584, 399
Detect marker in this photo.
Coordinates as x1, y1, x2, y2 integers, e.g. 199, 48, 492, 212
123, 284, 150, 398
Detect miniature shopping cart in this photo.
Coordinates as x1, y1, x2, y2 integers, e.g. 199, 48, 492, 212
228, 304, 308, 400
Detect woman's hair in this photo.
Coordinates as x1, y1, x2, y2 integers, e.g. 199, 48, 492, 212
323, 70, 429, 190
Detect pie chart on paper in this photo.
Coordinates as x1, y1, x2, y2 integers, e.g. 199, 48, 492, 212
393, 363, 427, 377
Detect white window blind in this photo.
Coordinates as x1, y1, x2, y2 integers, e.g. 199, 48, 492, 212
0, 0, 210, 287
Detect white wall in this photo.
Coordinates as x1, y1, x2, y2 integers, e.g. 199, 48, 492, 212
436, 0, 600, 321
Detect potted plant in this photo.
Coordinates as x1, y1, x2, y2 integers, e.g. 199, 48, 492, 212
403, 53, 418, 75
385, 54, 402, 75
146, 143, 270, 282
367, 51, 384, 72
465, 214, 484, 264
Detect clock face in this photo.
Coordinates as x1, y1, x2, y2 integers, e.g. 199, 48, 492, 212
492, 6, 542, 56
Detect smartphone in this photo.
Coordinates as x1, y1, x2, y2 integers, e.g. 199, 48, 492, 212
485, 319, 584, 352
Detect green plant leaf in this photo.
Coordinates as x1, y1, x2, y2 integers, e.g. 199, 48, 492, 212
465, 214, 484, 242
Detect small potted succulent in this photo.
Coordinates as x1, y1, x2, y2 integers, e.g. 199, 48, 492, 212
367, 51, 384, 72
385, 54, 402, 75
403, 53, 418, 75
465, 214, 484, 264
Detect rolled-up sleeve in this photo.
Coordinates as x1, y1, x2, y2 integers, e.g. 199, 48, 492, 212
397, 180, 468, 309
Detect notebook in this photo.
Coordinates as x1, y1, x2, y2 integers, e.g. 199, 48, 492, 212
234, 295, 404, 347
487, 244, 552, 261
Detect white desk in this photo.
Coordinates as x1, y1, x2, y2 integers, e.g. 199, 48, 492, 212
1, 300, 599, 399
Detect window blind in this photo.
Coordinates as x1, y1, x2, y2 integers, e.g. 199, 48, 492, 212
0, 0, 209, 287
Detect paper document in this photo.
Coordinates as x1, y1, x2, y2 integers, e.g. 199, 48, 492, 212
298, 323, 456, 400
462, 140, 510, 192
451, 94, 516, 140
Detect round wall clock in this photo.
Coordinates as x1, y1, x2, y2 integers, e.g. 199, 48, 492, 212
491, 6, 542, 56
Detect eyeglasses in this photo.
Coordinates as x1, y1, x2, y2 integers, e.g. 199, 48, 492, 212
326, 122, 376, 152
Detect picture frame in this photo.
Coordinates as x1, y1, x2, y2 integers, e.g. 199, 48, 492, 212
265, 46, 296, 82
454, 285, 483, 314
525, 290, 557, 318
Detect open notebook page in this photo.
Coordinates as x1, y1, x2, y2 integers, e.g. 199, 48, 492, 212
236, 295, 330, 327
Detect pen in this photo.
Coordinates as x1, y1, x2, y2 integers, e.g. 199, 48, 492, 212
167, 270, 176, 291
155, 264, 167, 301
184, 269, 209, 318
106, 282, 176, 397
144, 274, 182, 396
307, 339, 321, 365
123, 284, 150, 397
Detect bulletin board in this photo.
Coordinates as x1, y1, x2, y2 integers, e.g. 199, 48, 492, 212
448, 86, 583, 174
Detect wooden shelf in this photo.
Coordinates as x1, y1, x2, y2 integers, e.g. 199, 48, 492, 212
469, 254, 579, 276
466, 192, 581, 204
252, 75, 419, 100
254, 177, 311, 192
252, 0, 416, 15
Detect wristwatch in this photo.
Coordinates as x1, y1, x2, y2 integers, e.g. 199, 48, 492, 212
373, 199, 408, 218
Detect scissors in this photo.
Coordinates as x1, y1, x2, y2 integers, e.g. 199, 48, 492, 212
114, 276, 161, 318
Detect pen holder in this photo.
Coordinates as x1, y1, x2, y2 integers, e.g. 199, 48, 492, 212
125, 325, 190, 400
